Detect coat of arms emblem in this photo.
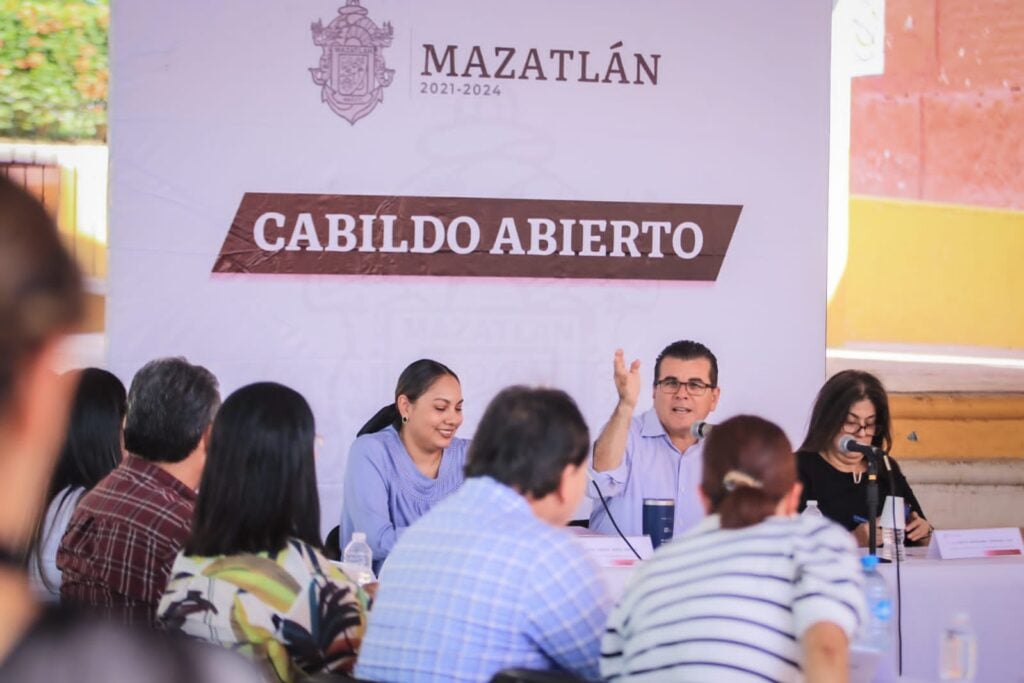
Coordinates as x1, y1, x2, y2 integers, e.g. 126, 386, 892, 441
310, 0, 394, 125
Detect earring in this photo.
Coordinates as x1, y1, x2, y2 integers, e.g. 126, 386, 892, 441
402, 415, 408, 424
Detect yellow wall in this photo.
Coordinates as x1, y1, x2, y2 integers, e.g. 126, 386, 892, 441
828, 197, 1024, 348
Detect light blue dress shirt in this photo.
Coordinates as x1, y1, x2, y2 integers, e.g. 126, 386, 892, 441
587, 408, 706, 538
340, 425, 469, 571
356, 476, 612, 683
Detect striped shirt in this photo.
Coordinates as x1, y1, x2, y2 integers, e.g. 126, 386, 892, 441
356, 476, 613, 683
601, 514, 865, 682
58, 455, 196, 626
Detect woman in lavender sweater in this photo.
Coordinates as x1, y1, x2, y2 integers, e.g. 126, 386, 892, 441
340, 359, 469, 572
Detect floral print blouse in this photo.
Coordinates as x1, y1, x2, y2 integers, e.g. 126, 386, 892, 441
157, 539, 367, 682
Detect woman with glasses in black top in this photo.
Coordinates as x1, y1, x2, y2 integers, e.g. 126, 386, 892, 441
796, 370, 932, 546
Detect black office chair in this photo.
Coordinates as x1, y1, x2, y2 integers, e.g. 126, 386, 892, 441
489, 669, 585, 683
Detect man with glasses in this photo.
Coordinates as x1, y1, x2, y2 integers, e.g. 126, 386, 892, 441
588, 340, 720, 537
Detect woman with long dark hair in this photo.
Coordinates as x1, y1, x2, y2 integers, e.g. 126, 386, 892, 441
797, 370, 931, 546
341, 359, 469, 570
158, 382, 366, 681
602, 415, 866, 682
27, 368, 125, 600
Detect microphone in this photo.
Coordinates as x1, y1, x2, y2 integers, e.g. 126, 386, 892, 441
691, 421, 714, 439
839, 435, 884, 459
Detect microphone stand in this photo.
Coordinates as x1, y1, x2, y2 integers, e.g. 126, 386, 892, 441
839, 435, 890, 560
865, 453, 880, 557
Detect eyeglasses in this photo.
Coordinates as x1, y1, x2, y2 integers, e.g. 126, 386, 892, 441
655, 377, 715, 397
842, 419, 877, 436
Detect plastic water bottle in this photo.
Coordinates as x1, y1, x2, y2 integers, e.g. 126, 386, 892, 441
802, 500, 823, 518
939, 612, 977, 681
881, 527, 907, 561
342, 532, 374, 586
857, 554, 892, 653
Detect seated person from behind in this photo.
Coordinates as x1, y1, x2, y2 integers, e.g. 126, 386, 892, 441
27, 368, 125, 602
58, 356, 220, 626
356, 386, 613, 683
340, 358, 469, 572
602, 415, 866, 682
0, 176, 255, 682
797, 370, 931, 546
589, 340, 720, 537
159, 382, 367, 681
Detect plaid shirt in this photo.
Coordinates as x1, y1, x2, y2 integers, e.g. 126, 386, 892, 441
57, 455, 196, 626
356, 476, 612, 683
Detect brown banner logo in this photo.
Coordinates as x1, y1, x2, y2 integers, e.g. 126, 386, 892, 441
213, 193, 742, 282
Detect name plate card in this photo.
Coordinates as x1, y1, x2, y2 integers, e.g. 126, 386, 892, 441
574, 534, 655, 567
927, 528, 1024, 559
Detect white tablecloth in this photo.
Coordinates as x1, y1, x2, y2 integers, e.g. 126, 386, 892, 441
599, 548, 1024, 682
876, 549, 1024, 682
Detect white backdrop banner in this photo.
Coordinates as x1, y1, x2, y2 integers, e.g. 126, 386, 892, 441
107, 0, 832, 532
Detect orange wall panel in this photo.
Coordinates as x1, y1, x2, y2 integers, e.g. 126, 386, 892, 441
850, 93, 921, 198
855, 0, 938, 95
921, 92, 1024, 206
937, 0, 1024, 91
850, 0, 1024, 210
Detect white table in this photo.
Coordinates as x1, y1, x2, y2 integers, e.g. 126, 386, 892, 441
599, 548, 1024, 682
875, 549, 1024, 682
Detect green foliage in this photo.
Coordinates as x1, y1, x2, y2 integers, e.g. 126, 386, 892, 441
0, 0, 109, 141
